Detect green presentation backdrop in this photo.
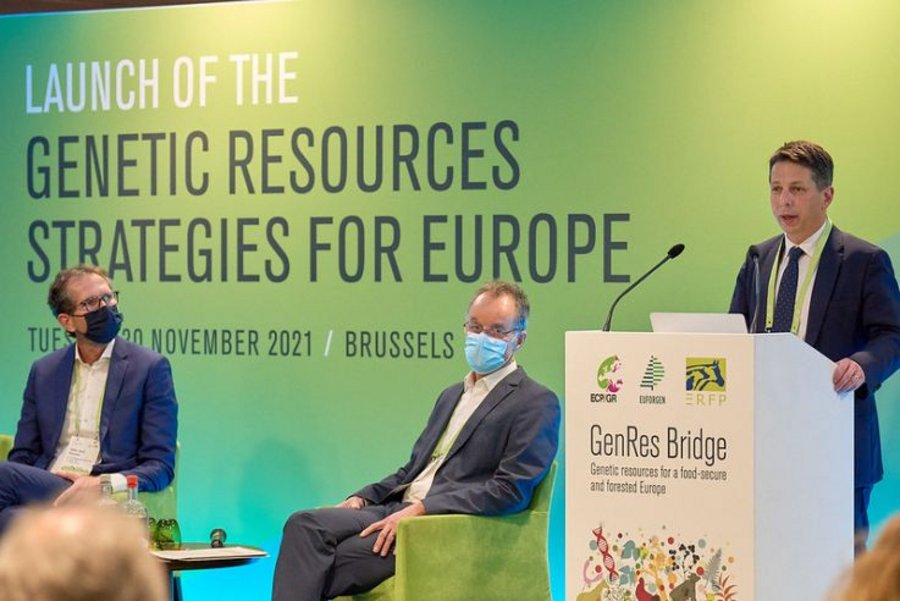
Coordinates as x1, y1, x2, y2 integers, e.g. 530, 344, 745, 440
2, 1, 899, 598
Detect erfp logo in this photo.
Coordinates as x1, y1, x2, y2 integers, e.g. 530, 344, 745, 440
685, 357, 727, 406
591, 355, 622, 403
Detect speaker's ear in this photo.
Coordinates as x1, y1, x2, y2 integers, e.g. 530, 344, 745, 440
57, 313, 76, 335
514, 330, 527, 352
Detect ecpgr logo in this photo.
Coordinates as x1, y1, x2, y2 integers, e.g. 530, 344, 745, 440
685, 357, 727, 406
639, 355, 665, 405
590, 355, 621, 403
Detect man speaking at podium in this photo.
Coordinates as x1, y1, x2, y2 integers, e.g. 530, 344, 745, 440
730, 141, 900, 552
272, 281, 560, 601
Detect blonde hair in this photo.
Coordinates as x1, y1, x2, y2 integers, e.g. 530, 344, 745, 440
830, 514, 900, 601
0, 505, 167, 601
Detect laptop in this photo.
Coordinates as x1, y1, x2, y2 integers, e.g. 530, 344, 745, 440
649, 312, 748, 334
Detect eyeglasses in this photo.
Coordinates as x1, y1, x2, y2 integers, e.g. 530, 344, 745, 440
464, 321, 519, 340
72, 291, 119, 315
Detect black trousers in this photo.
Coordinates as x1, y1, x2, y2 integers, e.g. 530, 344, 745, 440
272, 501, 406, 601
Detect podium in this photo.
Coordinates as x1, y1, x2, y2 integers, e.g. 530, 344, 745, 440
565, 331, 853, 601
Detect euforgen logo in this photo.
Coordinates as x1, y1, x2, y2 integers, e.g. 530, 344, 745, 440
685, 357, 727, 407
640, 355, 664, 390
591, 355, 622, 403
639, 355, 666, 405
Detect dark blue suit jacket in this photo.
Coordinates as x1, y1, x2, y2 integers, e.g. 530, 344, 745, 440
354, 367, 560, 515
9, 337, 178, 492
730, 226, 900, 486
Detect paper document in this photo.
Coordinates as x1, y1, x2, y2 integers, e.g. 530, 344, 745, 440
152, 546, 268, 561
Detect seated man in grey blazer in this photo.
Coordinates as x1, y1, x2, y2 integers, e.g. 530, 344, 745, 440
272, 281, 561, 601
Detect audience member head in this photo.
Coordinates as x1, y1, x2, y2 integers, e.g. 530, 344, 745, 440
830, 513, 900, 601
0, 504, 167, 601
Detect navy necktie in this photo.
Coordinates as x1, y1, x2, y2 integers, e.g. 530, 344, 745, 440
772, 246, 804, 332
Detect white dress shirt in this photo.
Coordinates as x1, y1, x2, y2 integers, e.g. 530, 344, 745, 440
50, 340, 126, 491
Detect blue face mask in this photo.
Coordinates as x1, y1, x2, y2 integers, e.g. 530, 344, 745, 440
84, 305, 124, 344
464, 332, 513, 375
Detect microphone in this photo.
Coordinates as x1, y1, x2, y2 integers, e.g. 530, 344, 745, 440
602, 243, 685, 332
748, 246, 761, 333
210, 528, 227, 548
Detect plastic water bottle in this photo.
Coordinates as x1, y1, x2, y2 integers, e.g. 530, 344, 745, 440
121, 475, 150, 544
98, 474, 118, 508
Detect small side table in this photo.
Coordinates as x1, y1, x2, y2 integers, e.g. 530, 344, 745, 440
154, 543, 268, 601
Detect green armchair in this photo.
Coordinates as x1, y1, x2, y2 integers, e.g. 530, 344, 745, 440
0, 435, 11, 463
0, 433, 178, 523
335, 463, 557, 601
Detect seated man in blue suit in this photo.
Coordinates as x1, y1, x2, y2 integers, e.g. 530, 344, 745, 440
0, 265, 178, 533
272, 281, 560, 601
730, 141, 900, 553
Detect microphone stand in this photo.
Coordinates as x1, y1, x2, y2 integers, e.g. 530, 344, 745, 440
749, 249, 760, 333
602, 244, 685, 332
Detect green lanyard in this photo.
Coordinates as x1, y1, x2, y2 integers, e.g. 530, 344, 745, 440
71, 359, 105, 439
764, 220, 832, 334
430, 426, 462, 461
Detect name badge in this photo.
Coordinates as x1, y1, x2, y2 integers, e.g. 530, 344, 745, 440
51, 435, 100, 476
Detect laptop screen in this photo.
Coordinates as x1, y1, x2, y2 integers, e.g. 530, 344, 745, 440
649, 312, 748, 334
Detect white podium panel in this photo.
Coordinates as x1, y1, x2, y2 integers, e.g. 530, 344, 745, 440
565, 332, 852, 601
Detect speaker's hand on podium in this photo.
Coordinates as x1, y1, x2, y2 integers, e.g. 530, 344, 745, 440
833, 358, 865, 393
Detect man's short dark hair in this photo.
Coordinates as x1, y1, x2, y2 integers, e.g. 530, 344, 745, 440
468, 280, 530, 330
769, 140, 834, 190
47, 265, 112, 316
